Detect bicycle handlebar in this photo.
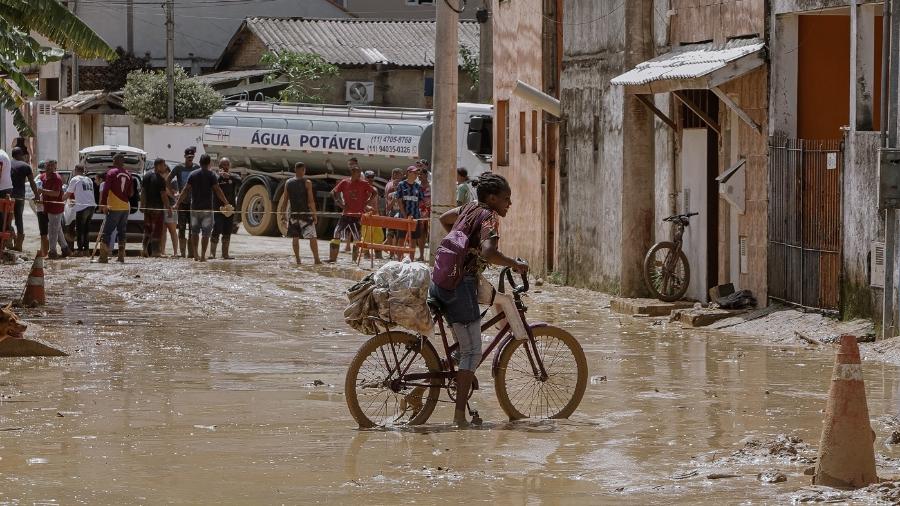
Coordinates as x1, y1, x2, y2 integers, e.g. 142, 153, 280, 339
499, 260, 529, 295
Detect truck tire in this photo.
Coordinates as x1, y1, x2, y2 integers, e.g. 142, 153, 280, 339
241, 185, 278, 236
275, 191, 288, 237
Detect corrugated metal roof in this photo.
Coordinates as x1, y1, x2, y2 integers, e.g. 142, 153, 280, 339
195, 69, 273, 86
611, 38, 765, 86
54, 90, 125, 113
244, 17, 480, 67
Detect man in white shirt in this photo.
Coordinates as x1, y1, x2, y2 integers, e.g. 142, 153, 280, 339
65, 164, 96, 255
0, 149, 12, 247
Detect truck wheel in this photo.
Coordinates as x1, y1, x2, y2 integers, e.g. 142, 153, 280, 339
275, 191, 288, 237
241, 185, 277, 236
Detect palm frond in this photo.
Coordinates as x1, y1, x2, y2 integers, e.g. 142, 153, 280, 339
0, 78, 31, 136
0, 0, 116, 61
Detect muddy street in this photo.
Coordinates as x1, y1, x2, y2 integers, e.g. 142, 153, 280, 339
2, 235, 900, 503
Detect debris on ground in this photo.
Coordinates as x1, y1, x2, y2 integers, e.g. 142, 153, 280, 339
790, 481, 900, 503
721, 435, 815, 464
757, 470, 787, 483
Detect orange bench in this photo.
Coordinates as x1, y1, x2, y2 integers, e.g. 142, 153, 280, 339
0, 198, 12, 254
355, 213, 417, 268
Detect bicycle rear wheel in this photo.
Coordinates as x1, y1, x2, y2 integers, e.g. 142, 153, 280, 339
495, 325, 588, 421
345, 331, 442, 428
642, 241, 690, 302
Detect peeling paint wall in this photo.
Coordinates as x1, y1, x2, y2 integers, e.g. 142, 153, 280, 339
559, 0, 671, 292
491, 0, 547, 275
843, 132, 882, 319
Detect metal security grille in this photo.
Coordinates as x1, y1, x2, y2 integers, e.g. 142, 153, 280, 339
767, 137, 843, 312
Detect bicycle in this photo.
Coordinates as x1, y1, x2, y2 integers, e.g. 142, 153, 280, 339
642, 212, 698, 302
344, 268, 589, 428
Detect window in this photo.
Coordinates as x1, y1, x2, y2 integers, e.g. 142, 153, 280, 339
532, 110, 538, 154
519, 111, 526, 154
497, 100, 509, 166
103, 126, 129, 146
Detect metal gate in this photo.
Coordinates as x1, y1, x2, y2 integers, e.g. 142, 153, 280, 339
767, 137, 843, 312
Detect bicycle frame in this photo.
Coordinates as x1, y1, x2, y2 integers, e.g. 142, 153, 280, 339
392, 292, 550, 390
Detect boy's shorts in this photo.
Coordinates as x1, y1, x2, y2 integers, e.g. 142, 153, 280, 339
288, 214, 317, 239
189, 210, 214, 237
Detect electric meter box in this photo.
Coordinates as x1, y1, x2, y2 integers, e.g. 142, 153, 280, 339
879, 148, 900, 209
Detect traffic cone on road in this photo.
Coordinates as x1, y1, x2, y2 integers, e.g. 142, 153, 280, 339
21, 254, 46, 307
812, 334, 878, 488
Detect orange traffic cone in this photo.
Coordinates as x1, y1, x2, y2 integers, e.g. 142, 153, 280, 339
21, 255, 46, 307
812, 335, 878, 488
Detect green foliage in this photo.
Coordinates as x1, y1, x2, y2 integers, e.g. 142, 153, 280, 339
459, 45, 479, 92
0, 0, 116, 135
123, 67, 223, 123
260, 50, 339, 104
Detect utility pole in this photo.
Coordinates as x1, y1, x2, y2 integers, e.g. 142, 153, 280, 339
883, 0, 899, 337
165, 0, 175, 123
476, 1, 492, 103
620, 0, 656, 296
430, 0, 460, 262
127, 0, 134, 55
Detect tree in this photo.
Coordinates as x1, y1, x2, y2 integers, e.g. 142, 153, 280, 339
123, 67, 222, 123
459, 45, 479, 92
1, 0, 116, 135
260, 50, 339, 104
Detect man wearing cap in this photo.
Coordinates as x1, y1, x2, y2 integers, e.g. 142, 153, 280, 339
98, 154, 134, 263
211, 157, 241, 260
174, 154, 228, 262
382, 167, 404, 258
330, 162, 375, 261
167, 147, 199, 258
393, 165, 426, 261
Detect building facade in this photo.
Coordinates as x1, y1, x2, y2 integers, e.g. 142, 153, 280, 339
560, 0, 770, 304
216, 18, 480, 109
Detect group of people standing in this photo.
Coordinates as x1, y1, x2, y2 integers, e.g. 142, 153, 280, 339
277, 156, 477, 265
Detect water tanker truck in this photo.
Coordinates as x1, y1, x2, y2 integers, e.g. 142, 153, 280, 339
202, 101, 493, 237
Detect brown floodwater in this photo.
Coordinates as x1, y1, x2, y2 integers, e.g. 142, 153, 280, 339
2, 253, 900, 504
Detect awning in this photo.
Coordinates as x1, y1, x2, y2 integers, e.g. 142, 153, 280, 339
611, 38, 766, 135
612, 38, 765, 93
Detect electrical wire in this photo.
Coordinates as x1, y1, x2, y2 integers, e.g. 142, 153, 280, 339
442, 0, 466, 15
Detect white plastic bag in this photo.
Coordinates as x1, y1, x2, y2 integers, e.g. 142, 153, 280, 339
372, 259, 433, 334
63, 201, 76, 226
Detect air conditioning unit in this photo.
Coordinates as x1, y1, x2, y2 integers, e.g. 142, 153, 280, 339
345, 81, 375, 104
872, 241, 886, 288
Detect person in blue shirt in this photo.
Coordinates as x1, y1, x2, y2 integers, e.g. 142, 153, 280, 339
393, 166, 426, 261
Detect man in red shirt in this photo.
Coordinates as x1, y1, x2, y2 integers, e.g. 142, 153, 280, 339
330, 160, 374, 260
39, 160, 70, 259
99, 154, 135, 263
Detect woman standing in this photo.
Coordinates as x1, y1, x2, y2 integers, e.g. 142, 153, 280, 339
429, 172, 528, 427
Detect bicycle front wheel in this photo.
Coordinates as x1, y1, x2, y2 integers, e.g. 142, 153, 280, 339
345, 331, 442, 428
642, 241, 690, 302
495, 325, 588, 421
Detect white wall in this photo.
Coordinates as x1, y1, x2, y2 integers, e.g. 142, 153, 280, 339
143, 124, 206, 164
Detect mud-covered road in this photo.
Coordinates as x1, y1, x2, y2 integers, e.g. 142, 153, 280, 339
3, 219, 900, 503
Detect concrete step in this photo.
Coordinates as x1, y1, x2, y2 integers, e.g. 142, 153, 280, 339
670, 308, 748, 328
610, 298, 695, 317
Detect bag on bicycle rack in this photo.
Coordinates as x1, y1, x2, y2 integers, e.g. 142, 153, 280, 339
431, 205, 491, 291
